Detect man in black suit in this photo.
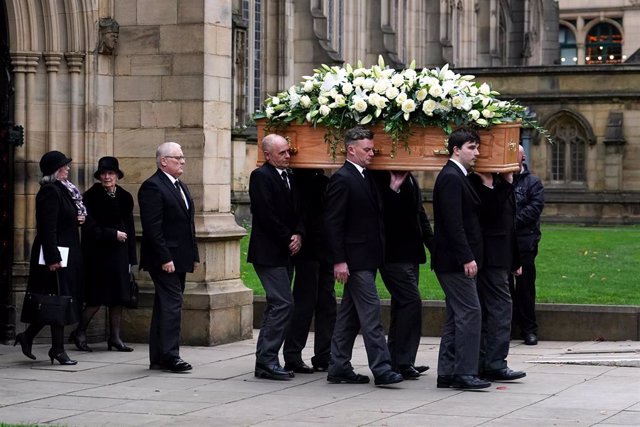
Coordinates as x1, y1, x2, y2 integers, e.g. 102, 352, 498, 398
283, 169, 336, 373
138, 141, 199, 372
248, 134, 304, 380
373, 170, 433, 380
470, 171, 526, 382
325, 127, 403, 387
432, 128, 489, 390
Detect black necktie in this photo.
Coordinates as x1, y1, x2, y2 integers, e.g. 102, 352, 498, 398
281, 171, 290, 191
174, 181, 188, 207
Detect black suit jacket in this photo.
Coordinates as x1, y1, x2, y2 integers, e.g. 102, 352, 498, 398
431, 160, 483, 273
247, 163, 304, 266
372, 171, 433, 264
138, 169, 199, 272
325, 161, 384, 270
470, 173, 520, 270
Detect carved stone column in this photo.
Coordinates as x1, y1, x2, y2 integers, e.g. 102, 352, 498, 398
43, 53, 64, 154
65, 53, 85, 185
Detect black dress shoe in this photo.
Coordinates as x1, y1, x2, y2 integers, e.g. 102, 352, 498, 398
523, 333, 538, 345
284, 361, 314, 374
398, 365, 421, 379
150, 358, 192, 372
327, 371, 370, 384
48, 349, 77, 366
414, 365, 430, 374
313, 364, 329, 372
374, 370, 404, 386
451, 375, 491, 390
437, 375, 454, 388
255, 363, 294, 380
483, 368, 526, 381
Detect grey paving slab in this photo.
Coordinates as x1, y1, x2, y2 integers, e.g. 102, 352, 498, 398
0, 333, 638, 426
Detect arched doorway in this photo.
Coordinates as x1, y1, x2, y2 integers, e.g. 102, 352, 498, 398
0, 0, 17, 343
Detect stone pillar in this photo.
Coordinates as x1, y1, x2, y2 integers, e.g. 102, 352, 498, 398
65, 53, 85, 185
116, 0, 253, 346
43, 53, 64, 154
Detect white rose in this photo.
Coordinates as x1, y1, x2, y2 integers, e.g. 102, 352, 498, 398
342, 82, 354, 95
422, 99, 437, 115
385, 86, 399, 100
391, 73, 405, 87
318, 96, 329, 105
352, 98, 368, 113
303, 80, 314, 92
265, 107, 275, 118
395, 92, 408, 105
416, 88, 428, 101
469, 110, 481, 120
401, 99, 416, 114
451, 95, 465, 109
319, 105, 331, 116
271, 96, 280, 105
333, 94, 346, 106
479, 83, 491, 95
403, 69, 417, 80
482, 108, 495, 118
428, 84, 443, 98
353, 77, 365, 87
362, 78, 375, 90
476, 118, 489, 126
300, 95, 311, 108
373, 79, 390, 94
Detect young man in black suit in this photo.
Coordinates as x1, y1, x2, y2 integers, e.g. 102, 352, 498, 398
373, 170, 433, 379
325, 127, 403, 387
248, 134, 304, 380
470, 171, 526, 382
138, 141, 199, 373
432, 128, 489, 390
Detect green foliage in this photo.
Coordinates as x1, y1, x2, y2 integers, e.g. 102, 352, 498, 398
241, 224, 639, 305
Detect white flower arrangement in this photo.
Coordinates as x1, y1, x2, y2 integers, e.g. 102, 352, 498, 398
255, 56, 547, 157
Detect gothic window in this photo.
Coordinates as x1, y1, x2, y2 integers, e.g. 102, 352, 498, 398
559, 24, 577, 65
232, 0, 261, 129
548, 114, 591, 185
585, 21, 622, 64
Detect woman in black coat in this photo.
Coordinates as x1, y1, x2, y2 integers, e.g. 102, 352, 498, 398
15, 151, 85, 365
69, 156, 137, 352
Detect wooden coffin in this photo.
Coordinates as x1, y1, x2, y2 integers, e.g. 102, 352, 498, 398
256, 119, 520, 172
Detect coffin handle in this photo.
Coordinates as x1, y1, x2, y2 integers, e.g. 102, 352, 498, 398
285, 136, 298, 155
433, 140, 449, 155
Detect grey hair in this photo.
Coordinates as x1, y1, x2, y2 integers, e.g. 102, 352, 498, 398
155, 142, 181, 167
39, 173, 58, 186
261, 134, 285, 154
344, 127, 374, 148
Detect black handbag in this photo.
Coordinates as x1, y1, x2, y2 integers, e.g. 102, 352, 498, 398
22, 272, 73, 326
126, 273, 139, 309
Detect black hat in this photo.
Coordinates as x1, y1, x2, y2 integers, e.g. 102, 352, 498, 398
94, 156, 124, 179
39, 151, 72, 175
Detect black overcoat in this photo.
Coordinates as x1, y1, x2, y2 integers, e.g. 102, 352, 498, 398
22, 181, 83, 324
81, 183, 137, 306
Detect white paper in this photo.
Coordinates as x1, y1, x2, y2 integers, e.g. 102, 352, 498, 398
39, 246, 69, 267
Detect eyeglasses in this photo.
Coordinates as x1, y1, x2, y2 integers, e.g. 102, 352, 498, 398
164, 155, 185, 161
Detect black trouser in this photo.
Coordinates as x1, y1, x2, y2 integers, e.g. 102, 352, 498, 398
148, 269, 186, 364
478, 267, 512, 372
509, 262, 538, 336
283, 258, 336, 368
379, 262, 422, 368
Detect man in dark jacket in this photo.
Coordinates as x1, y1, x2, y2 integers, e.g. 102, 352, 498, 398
325, 127, 403, 387
432, 128, 489, 390
139, 142, 199, 372
373, 170, 433, 379
248, 134, 304, 380
510, 145, 544, 345
470, 171, 526, 382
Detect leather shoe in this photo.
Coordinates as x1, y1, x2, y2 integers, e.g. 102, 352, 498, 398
327, 371, 370, 384
482, 368, 526, 381
255, 363, 294, 380
284, 361, 314, 374
437, 375, 454, 388
451, 375, 491, 390
524, 333, 538, 345
313, 364, 329, 372
374, 370, 404, 386
397, 365, 421, 379
414, 365, 430, 374
150, 358, 192, 372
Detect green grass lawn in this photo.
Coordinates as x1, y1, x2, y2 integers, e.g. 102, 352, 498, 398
240, 224, 640, 306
